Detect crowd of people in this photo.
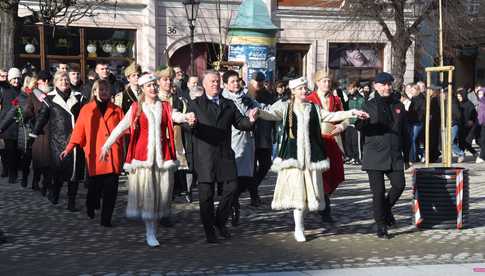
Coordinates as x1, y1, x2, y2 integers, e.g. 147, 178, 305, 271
0, 60, 484, 246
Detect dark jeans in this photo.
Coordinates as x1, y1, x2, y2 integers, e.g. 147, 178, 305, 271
86, 174, 119, 224
367, 170, 406, 226
344, 126, 361, 161
459, 125, 477, 155
199, 179, 237, 237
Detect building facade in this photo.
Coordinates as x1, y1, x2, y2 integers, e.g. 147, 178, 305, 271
17, 0, 415, 86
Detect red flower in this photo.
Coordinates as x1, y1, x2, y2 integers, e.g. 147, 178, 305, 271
395, 108, 401, 114
11, 98, 19, 107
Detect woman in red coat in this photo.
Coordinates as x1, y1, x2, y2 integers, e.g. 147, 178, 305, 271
60, 79, 124, 227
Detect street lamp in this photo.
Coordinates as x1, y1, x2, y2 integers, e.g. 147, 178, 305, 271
183, 0, 200, 76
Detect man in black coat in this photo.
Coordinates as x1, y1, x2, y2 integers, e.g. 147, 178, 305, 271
187, 71, 256, 243
356, 72, 410, 239
31, 71, 86, 211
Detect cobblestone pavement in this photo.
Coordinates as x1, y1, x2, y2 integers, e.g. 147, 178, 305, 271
1, 157, 485, 275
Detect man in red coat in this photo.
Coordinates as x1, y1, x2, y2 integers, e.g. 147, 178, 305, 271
306, 69, 349, 223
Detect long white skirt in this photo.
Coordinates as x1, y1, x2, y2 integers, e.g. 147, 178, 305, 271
271, 168, 326, 212
126, 167, 174, 221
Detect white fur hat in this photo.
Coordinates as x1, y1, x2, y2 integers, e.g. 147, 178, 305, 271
288, 77, 308, 90
138, 73, 158, 86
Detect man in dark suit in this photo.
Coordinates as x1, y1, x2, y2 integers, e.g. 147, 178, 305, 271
356, 72, 410, 239
188, 71, 257, 243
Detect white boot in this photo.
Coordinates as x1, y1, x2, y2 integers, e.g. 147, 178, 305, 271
293, 209, 306, 242
145, 220, 160, 247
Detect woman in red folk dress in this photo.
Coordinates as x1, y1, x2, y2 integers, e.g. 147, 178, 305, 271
101, 73, 196, 247
306, 69, 349, 223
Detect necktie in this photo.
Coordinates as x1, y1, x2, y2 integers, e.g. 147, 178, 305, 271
212, 97, 219, 105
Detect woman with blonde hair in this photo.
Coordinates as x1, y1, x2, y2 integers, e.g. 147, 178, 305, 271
101, 73, 196, 247
60, 79, 124, 227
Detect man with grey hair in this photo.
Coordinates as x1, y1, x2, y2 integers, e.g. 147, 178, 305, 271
187, 70, 258, 243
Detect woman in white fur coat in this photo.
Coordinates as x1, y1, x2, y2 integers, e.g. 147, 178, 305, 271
101, 73, 196, 247
256, 77, 368, 242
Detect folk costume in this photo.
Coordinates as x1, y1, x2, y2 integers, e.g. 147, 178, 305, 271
101, 73, 187, 247
257, 77, 356, 242
306, 69, 349, 223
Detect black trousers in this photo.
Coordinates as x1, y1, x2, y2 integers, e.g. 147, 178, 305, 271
199, 179, 237, 237
19, 149, 32, 179
254, 148, 272, 189
367, 170, 406, 226
0, 148, 7, 175
459, 126, 477, 155
344, 126, 361, 161
50, 175, 79, 203
4, 139, 19, 180
86, 174, 119, 224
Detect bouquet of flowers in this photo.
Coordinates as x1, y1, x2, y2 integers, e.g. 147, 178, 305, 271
11, 98, 29, 152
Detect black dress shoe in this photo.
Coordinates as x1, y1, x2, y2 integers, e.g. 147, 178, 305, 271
216, 225, 231, 239
376, 225, 390, 239
205, 227, 218, 243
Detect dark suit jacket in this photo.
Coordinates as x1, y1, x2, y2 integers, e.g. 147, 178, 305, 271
187, 94, 253, 182
356, 93, 410, 171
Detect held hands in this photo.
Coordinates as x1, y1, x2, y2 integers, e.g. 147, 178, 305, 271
185, 112, 197, 126
248, 108, 259, 123
352, 109, 370, 120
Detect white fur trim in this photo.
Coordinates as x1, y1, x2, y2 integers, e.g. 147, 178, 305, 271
270, 157, 301, 172
271, 104, 330, 172
308, 159, 330, 171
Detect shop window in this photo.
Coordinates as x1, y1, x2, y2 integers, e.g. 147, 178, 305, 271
329, 43, 385, 83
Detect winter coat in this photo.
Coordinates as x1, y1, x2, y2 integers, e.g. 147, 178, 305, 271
31, 89, 86, 181
0, 90, 34, 152
0, 86, 20, 140
186, 94, 254, 183
356, 93, 410, 171
408, 93, 426, 124
222, 89, 260, 177
346, 93, 365, 124
28, 89, 51, 169
66, 101, 124, 176
254, 89, 275, 149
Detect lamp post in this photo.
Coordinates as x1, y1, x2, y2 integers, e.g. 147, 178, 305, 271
183, 0, 200, 76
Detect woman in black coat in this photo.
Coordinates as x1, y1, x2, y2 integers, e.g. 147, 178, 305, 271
31, 71, 86, 211
0, 69, 21, 183
0, 76, 37, 187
